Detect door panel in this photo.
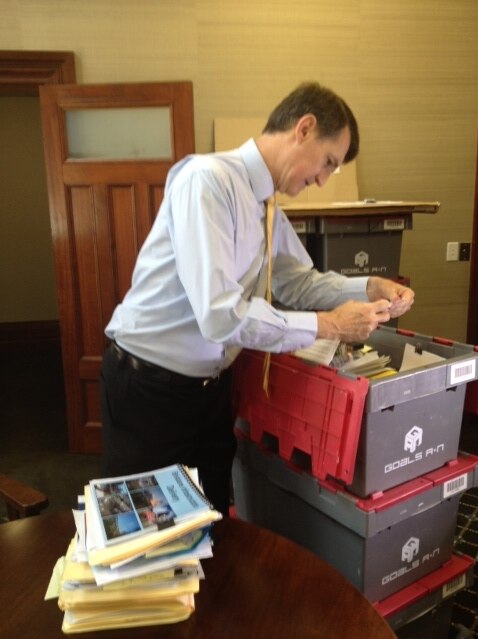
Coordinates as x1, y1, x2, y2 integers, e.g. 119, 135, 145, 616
39, 82, 194, 453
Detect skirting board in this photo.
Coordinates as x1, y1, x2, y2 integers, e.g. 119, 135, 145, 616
0, 320, 60, 349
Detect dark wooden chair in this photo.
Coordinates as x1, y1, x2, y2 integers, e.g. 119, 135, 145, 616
0, 474, 49, 521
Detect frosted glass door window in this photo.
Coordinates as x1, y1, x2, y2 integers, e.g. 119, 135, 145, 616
65, 107, 172, 159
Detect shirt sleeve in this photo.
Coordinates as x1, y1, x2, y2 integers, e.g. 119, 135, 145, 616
169, 166, 368, 354
271, 210, 369, 311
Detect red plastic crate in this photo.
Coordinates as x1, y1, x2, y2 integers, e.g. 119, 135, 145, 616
465, 347, 478, 414
232, 349, 369, 484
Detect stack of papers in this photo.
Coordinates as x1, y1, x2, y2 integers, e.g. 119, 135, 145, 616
293, 340, 392, 377
293, 339, 446, 380
294, 338, 341, 366
45, 464, 222, 633
339, 348, 393, 377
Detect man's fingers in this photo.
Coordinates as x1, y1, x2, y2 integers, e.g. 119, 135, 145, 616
372, 299, 392, 314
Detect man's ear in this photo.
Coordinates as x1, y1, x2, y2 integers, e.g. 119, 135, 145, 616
295, 114, 318, 143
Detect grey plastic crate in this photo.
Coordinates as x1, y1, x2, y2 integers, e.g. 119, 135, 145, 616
344, 326, 478, 496
232, 435, 478, 602
233, 422, 478, 536
233, 326, 478, 497
300, 214, 412, 277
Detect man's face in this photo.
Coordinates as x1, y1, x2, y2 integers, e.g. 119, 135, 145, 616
276, 125, 351, 197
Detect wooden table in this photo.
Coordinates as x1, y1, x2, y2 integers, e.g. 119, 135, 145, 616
0, 513, 396, 639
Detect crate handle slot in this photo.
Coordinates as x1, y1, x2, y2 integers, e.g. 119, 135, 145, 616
260, 432, 279, 455
289, 448, 312, 473
380, 405, 395, 413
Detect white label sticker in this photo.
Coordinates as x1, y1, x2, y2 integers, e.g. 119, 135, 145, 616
291, 221, 307, 234
443, 574, 466, 598
384, 218, 405, 230
443, 473, 468, 498
450, 359, 476, 385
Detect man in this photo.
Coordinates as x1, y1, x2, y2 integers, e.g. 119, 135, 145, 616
100, 82, 414, 516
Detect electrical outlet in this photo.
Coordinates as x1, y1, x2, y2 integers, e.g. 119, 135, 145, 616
446, 242, 459, 261
459, 243, 471, 261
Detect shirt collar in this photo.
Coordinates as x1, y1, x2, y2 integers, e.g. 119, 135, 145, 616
238, 138, 274, 204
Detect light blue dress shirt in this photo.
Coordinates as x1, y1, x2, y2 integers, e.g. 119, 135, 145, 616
106, 138, 368, 377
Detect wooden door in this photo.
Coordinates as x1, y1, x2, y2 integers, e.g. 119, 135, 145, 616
39, 82, 194, 453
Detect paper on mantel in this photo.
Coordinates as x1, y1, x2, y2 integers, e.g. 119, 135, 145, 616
332, 200, 405, 206
399, 343, 445, 372
294, 338, 340, 366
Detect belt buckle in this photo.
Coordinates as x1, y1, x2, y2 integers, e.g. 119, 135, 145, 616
203, 372, 220, 387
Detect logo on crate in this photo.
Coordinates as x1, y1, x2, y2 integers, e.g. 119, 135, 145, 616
384, 425, 445, 475
404, 426, 423, 453
340, 250, 388, 275
401, 537, 419, 562
355, 250, 369, 268
381, 537, 440, 586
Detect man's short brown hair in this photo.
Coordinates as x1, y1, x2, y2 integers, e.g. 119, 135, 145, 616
263, 82, 359, 163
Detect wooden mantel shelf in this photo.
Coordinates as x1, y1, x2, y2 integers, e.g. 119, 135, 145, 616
282, 200, 440, 218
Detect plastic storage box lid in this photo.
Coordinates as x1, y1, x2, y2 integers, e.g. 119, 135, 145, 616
323, 453, 478, 514
234, 429, 478, 538
373, 553, 474, 618
232, 348, 369, 483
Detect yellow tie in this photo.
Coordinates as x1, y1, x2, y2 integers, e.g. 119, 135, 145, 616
262, 195, 275, 395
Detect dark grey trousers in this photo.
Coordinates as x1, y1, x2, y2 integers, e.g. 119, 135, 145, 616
99, 344, 236, 517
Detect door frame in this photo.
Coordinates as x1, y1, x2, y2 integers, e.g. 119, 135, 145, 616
0, 49, 76, 344
39, 80, 195, 453
0, 51, 76, 346
0, 50, 76, 345
0, 50, 75, 95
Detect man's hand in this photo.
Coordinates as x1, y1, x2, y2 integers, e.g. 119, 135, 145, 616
316, 299, 392, 342
366, 277, 415, 318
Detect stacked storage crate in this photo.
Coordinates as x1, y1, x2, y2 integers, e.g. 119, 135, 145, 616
232, 325, 478, 637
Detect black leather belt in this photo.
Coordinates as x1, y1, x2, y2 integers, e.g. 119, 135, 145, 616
108, 341, 220, 387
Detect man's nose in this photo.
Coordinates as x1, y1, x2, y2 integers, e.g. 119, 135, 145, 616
316, 166, 335, 187
315, 171, 329, 187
